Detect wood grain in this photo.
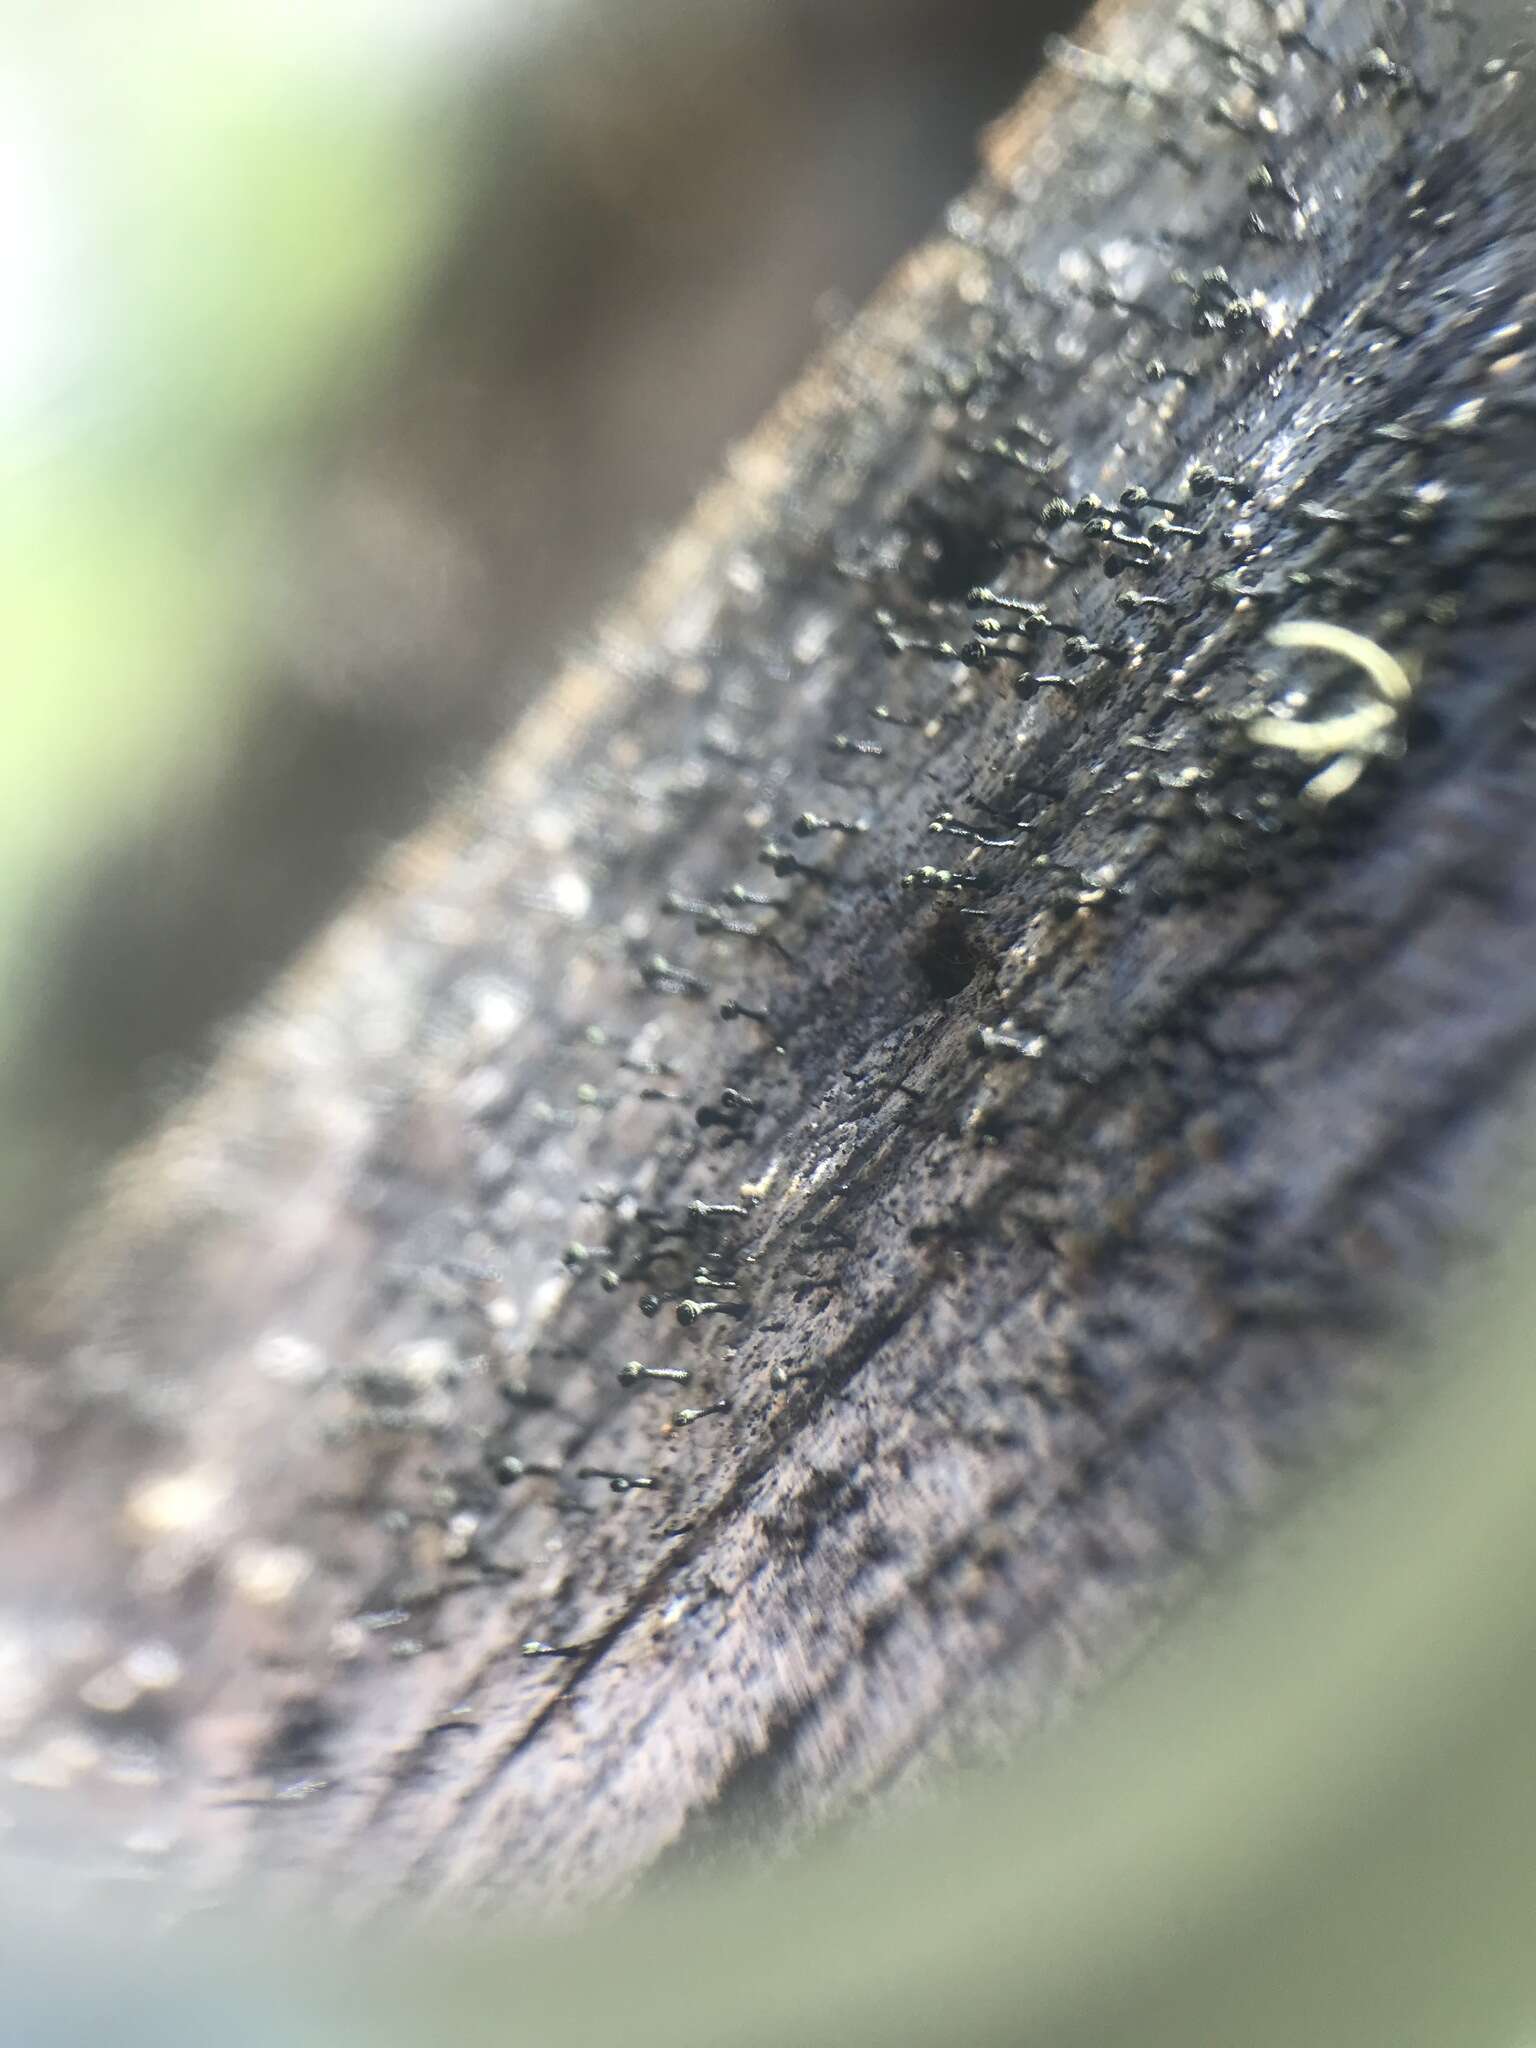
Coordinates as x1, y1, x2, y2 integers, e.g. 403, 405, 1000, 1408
2, 0, 1534, 1921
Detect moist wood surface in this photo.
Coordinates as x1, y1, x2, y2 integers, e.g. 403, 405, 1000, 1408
2, 0, 1535, 1919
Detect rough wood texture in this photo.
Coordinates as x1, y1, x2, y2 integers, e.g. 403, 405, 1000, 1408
2, 0, 1534, 1919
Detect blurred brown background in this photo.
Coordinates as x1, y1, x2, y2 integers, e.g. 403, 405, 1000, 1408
14, 0, 1083, 1263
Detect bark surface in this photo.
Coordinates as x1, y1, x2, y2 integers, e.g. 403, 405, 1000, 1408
3, 0, 1535, 1920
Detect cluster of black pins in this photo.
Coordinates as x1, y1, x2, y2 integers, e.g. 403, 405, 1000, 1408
495, 0, 1527, 1667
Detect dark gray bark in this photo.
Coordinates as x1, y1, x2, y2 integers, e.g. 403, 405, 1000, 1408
3, 0, 1535, 1920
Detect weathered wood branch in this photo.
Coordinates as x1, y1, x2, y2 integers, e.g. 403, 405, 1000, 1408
3, 0, 1535, 1919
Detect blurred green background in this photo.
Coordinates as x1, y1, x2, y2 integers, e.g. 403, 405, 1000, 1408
1, 0, 1080, 1269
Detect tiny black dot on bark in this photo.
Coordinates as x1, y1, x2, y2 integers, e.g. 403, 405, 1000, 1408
911, 909, 985, 1003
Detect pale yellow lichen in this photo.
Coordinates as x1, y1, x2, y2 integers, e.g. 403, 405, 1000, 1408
1247, 620, 1417, 804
